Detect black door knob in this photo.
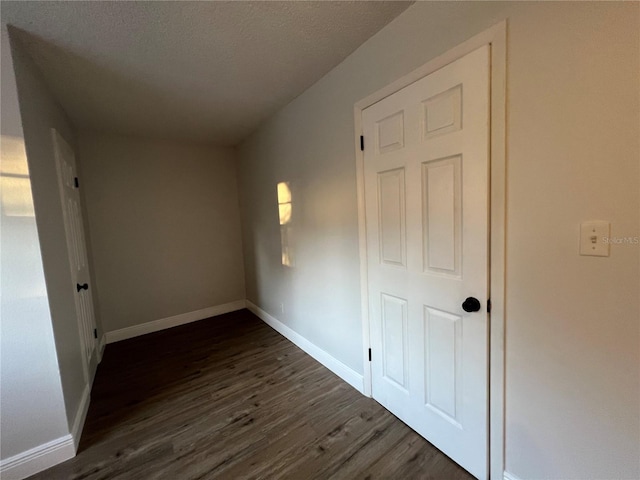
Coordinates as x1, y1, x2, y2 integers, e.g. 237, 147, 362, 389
76, 283, 89, 292
462, 297, 481, 313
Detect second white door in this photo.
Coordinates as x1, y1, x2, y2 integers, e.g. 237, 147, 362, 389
52, 129, 98, 381
363, 46, 490, 479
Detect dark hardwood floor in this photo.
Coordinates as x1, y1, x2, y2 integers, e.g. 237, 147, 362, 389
30, 309, 473, 479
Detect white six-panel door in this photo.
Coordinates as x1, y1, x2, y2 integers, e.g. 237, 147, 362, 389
52, 129, 97, 381
363, 46, 490, 479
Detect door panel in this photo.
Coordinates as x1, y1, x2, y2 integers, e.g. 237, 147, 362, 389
423, 155, 462, 275
423, 84, 462, 139
381, 293, 408, 390
364, 46, 490, 479
424, 305, 462, 425
376, 110, 405, 153
377, 168, 406, 267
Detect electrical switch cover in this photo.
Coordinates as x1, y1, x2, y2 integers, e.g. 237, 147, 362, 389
579, 221, 610, 257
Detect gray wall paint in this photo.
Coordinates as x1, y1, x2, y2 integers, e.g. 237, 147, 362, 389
77, 132, 245, 333
0, 25, 68, 460
9, 29, 96, 436
237, 2, 639, 479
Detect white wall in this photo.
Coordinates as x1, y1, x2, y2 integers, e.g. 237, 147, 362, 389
8, 29, 95, 438
77, 132, 245, 334
237, 2, 639, 479
0, 25, 68, 462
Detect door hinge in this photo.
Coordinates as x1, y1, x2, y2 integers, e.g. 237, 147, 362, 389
368, 348, 372, 362
74, 177, 79, 188
487, 299, 492, 313
93, 328, 98, 339
360, 135, 364, 151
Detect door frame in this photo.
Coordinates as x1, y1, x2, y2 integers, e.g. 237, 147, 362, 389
353, 21, 507, 478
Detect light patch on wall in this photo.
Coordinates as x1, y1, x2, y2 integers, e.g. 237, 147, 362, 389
277, 181, 294, 267
0, 135, 35, 217
278, 181, 292, 225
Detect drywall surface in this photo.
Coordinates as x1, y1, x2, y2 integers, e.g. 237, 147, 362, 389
8, 29, 94, 437
77, 132, 245, 333
237, 2, 640, 478
0, 24, 68, 460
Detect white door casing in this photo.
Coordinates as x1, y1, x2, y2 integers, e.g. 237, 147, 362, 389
363, 46, 490, 479
52, 129, 97, 381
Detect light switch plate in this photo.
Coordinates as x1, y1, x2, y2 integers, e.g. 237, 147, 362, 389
579, 221, 610, 257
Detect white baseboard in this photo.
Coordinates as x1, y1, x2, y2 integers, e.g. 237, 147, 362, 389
246, 301, 364, 393
105, 300, 246, 344
504, 471, 523, 480
0, 435, 75, 480
71, 384, 91, 451
97, 334, 106, 363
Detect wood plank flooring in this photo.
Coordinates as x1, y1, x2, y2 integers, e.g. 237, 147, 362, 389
29, 309, 473, 479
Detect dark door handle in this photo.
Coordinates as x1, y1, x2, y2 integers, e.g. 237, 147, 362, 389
462, 297, 481, 313
76, 283, 89, 292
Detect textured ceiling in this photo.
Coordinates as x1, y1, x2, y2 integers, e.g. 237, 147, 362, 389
1, 1, 412, 145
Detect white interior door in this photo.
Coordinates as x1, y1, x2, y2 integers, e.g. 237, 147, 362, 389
52, 129, 97, 380
363, 46, 490, 479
